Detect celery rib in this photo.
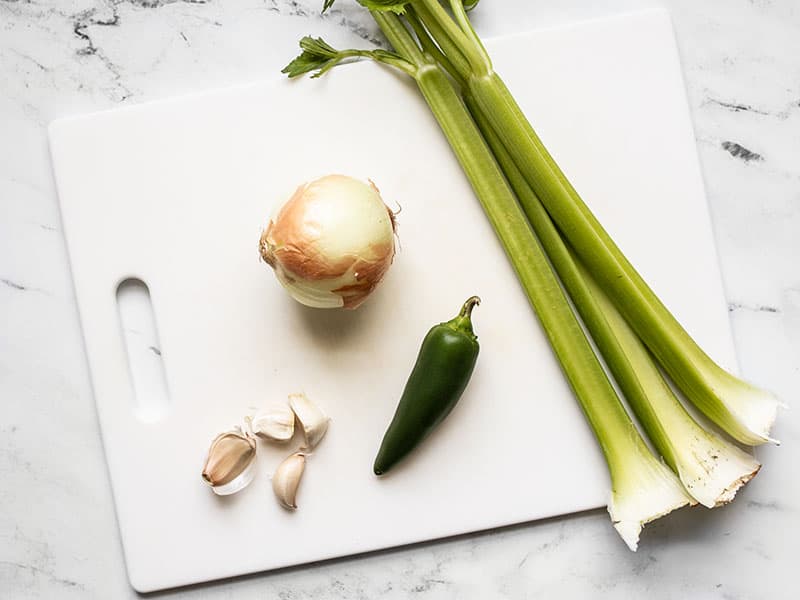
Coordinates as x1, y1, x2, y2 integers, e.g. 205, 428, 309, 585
466, 71, 779, 446
471, 98, 761, 507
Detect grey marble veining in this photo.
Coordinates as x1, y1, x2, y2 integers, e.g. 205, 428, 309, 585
1, 0, 798, 598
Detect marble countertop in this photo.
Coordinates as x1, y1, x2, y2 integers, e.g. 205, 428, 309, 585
1, 0, 797, 598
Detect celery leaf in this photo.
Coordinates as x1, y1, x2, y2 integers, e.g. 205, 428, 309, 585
282, 35, 408, 79
281, 36, 340, 78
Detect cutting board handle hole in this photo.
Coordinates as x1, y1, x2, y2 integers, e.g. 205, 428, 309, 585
116, 278, 171, 423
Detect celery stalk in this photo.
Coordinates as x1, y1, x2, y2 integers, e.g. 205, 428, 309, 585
581, 263, 762, 507
471, 100, 761, 507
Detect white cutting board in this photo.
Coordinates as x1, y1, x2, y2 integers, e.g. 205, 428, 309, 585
49, 9, 737, 592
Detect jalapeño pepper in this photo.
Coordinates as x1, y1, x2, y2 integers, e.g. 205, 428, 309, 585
373, 296, 481, 476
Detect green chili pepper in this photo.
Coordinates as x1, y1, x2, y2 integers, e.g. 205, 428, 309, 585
373, 296, 481, 476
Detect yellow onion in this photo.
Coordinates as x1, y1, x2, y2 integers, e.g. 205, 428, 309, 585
259, 174, 397, 309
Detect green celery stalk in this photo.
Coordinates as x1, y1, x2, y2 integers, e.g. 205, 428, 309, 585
470, 99, 761, 508
580, 261, 762, 508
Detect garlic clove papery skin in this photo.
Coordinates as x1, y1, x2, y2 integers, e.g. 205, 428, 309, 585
202, 428, 257, 495
288, 393, 330, 450
272, 452, 306, 510
259, 174, 396, 309
248, 407, 295, 442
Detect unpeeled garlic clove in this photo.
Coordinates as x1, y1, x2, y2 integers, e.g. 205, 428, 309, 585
202, 428, 257, 496
288, 393, 330, 450
272, 452, 306, 510
248, 407, 295, 442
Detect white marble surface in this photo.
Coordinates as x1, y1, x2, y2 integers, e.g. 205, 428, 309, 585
1, 0, 797, 598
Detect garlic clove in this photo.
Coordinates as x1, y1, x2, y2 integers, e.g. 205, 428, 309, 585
288, 393, 330, 450
248, 407, 295, 442
202, 428, 257, 495
272, 452, 306, 510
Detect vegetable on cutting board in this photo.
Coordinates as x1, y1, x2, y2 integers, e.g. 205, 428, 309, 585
247, 406, 296, 442
272, 451, 307, 510
374, 296, 481, 476
289, 392, 331, 450
283, 1, 782, 550
201, 394, 330, 509
201, 428, 258, 496
473, 102, 762, 508
259, 174, 397, 309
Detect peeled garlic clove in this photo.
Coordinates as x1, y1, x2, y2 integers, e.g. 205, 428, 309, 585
289, 393, 330, 450
272, 452, 306, 510
202, 428, 257, 496
248, 407, 295, 442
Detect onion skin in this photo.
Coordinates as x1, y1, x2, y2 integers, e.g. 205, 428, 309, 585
260, 175, 396, 309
